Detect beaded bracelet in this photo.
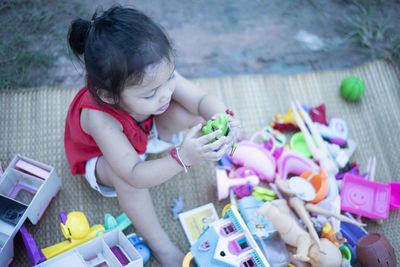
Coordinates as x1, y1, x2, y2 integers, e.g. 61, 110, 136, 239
170, 147, 190, 173
225, 109, 234, 116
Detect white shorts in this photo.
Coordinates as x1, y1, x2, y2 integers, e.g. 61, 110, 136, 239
84, 122, 182, 197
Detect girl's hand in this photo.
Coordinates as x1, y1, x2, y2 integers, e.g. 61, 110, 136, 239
179, 123, 232, 166
210, 113, 245, 151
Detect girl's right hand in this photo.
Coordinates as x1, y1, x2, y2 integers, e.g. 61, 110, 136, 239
178, 123, 231, 166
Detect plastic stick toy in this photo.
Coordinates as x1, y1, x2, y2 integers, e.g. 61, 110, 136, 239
291, 101, 339, 175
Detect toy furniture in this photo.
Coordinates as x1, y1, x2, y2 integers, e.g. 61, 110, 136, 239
183, 205, 269, 267
356, 233, 396, 267
291, 101, 338, 175
0, 155, 61, 267
32, 228, 143, 267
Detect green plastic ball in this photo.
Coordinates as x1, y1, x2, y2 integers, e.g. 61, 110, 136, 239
340, 76, 365, 101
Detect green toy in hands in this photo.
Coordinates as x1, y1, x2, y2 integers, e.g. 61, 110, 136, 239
202, 110, 237, 155
202, 113, 231, 141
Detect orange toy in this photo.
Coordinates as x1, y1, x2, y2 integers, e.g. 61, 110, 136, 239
300, 170, 328, 204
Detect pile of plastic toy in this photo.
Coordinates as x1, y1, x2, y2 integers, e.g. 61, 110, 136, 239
187, 101, 399, 267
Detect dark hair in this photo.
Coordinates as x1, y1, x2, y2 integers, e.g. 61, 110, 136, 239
68, 6, 173, 104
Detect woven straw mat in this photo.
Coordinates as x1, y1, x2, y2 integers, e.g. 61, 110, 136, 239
1, 59, 399, 266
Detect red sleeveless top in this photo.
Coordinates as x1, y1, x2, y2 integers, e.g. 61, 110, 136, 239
64, 87, 152, 175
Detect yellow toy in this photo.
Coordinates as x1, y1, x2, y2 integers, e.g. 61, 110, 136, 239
321, 221, 347, 248
41, 211, 105, 259
271, 108, 300, 131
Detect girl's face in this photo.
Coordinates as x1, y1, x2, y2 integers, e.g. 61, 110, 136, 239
119, 59, 176, 121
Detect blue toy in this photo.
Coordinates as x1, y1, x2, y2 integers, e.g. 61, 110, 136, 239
183, 205, 269, 266
170, 196, 184, 220
127, 233, 151, 264
340, 212, 368, 264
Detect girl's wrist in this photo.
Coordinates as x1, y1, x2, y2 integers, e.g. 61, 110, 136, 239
170, 147, 191, 173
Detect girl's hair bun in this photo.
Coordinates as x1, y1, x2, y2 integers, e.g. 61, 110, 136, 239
68, 18, 91, 55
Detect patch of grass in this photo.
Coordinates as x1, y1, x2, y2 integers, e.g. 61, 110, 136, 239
338, 0, 400, 67
0, 0, 88, 89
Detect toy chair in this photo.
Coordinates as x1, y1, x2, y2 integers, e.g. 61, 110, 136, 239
216, 167, 259, 200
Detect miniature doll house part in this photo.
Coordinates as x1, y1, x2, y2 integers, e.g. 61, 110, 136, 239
291, 101, 339, 175
0, 155, 61, 267
216, 167, 260, 200
185, 205, 269, 267
33, 228, 143, 267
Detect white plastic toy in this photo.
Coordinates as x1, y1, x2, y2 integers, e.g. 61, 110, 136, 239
0, 155, 61, 267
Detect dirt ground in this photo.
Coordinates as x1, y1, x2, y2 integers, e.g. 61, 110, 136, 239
48, 0, 400, 88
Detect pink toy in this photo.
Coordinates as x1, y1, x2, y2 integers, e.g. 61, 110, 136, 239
309, 103, 327, 125
216, 167, 259, 200
228, 131, 276, 181
340, 173, 391, 219
389, 182, 400, 209
275, 147, 319, 180
231, 167, 258, 198
15, 159, 51, 180
291, 101, 339, 175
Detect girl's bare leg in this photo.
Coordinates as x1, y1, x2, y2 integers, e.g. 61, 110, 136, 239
96, 156, 184, 267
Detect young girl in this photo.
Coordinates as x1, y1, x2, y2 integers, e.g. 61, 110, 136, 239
65, 6, 241, 266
